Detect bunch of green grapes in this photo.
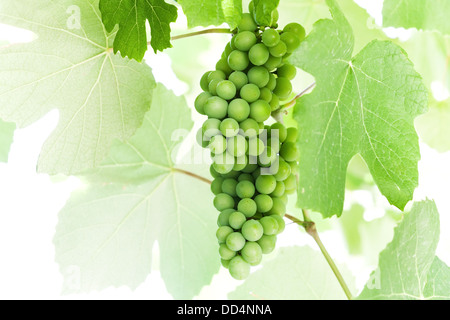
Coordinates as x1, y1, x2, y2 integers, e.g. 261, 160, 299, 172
195, 4, 305, 280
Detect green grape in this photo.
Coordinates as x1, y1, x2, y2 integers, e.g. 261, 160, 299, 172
241, 242, 263, 265
234, 31, 257, 51
210, 165, 220, 178
280, 32, 301, 53
200, 71, 212, 91
233, 155, 248, 171
227, 134, 248, 157
257, 234, 277, 254
241, 219, 264, 241
194, 91, 212, 115
280, 141, 299, 162
270, 180, 285, 197
212, 152, 235, 174
266, 73, 277, 91
258, 146, 277, 167
236, 180, 256, 199
270, 214, 285, 234
248, 137, 265, 156
240, 83, 260, 103
220, 118, 239, 137
216, 226, 234, 243
202, 118, 221, 138
264, 55, 282, 71
216, 80, 237, 100
238, 13, 257, 32
270, 122, 287, 142
283, 22, 306, 41
217, 208, 234, 226
240, 118, 260, 138
237, 198, 257, 218
204, 96, 228, 119
262, 28, 280, 47
221, 178, 238, 197
229, 211, 247, 229
241, 163, 258, 174
208, 135, 227, 154
247, 66, 270, 88
259, 87, 273, 103
285, 126, 298, 143
219, 243, 236, 260
255, 174, 277, 194
228, 50, 250, 71
284, 173, 297, 194
267, 137, 280, 153
228, 256, 250, 280
208, 78, 221, 95
213, 193, 235, 211
226, 232, 246, 251
238, 173, 254, 183
249, 43, 270, 66
228, 71, 248, 91
196, 127, 209, 148
274, 158, 291, 181
277, 63, 297, 80
207, 70, 226, 83
227, 98, 250, 122
273, 77, 293, 100
260, 216, 279, 235
222, 170, 240, 179
254, 194, 273, 213
269, 41, 287, 58
249, 100, 271, 122
268, 197, 286, 216
221, 259, 230, 269
211, 177, 224, 195
216, 58, 233, 76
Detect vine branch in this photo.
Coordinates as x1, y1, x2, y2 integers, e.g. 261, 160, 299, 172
175, 167, 353, 300
271, 82, 316, 120
147, 28, 233, 46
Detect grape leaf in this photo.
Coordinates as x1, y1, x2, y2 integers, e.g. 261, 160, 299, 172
291, 0, 428, 217
383, 0, 450, 35
278, 0, 388, 52
253, 0, 279, 26
99, 0, 178, 61
357, 200, 450, 300
416, 98, 450, 153
54, 84, 219, 299
178, 0, 242, 29
228, 246, 355, 300
0, 0, 156, 175
0, 119, 15, 162
423, 257, 450, 300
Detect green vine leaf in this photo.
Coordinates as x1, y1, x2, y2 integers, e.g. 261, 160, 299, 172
0, 119, 15, 163
99, 0, 178, 61
0, 0, 156, 175
291, 0, 428, 217
357, 200, 450, 300
383, 0, 450, 35
253, 0, 279, 26
177, 0, 242, 29
228, 246, 356, 300
54, 84, 219, 299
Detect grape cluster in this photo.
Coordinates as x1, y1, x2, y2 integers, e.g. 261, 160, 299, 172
195, 4, 305, 280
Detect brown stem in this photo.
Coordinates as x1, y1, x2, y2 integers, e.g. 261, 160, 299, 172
172, 168, 212, 185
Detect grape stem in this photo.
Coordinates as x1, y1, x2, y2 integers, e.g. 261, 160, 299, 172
286, 211, 354, 300
175, 167, 353, 300
147, 28, 233, 46
271, 82, 316, 120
